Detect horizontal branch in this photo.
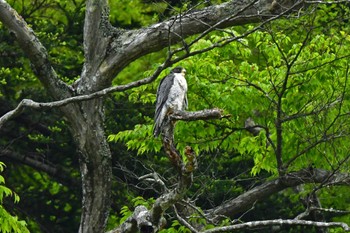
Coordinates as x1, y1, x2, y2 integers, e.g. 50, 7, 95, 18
305, 0, 350, 3
0, 63, 170, 129
200, 219, 350, 233
0, 91, 226, 132
295, 206, 350, 220
170, 109, 227, 121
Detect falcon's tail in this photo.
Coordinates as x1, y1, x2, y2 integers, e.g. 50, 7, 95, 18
153, 119, 162, 138
153, 125, 160, 138
153, 107, 167, 137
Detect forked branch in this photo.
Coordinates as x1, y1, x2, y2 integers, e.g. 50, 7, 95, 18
110, 109, 225, 233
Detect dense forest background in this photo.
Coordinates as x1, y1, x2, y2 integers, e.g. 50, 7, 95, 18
0, 0, 349, 232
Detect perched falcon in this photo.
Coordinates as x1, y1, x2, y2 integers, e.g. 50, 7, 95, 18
153, 67, 188, 137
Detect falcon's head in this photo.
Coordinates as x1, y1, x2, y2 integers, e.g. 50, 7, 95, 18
171, 67, 186, 76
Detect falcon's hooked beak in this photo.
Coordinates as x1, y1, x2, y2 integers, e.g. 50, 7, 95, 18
181, 68, 187, 76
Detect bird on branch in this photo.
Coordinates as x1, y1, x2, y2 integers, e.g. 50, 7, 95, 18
153, 67, 188, 137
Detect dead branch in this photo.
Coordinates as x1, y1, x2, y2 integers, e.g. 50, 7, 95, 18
170, 109, 227, 122
199, 219, 350, 233
207, 168, 350, 220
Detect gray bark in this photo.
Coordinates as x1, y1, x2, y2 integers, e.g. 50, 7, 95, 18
92, 0, 305, 87
207, 168, 350, 219
65, 100, 111, 233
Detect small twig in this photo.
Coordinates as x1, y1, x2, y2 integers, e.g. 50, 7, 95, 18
139, 172, 168, 191
180, 200, 214, 224
174, 205, 200, 233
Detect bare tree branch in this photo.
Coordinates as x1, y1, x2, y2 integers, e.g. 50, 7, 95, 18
199, 219, 350, 233
305, 0, 350, 3
83, 0, 109, 66
295, 207, 350, 220
174, 205, 200, 233
207, 168, 350, 220
0, 149, 78, 187
166, 0, 308, 73
111, 146, 198, 233
170, 109, 227, 121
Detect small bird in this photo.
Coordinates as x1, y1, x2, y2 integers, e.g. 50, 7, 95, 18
153, 67, 188, 137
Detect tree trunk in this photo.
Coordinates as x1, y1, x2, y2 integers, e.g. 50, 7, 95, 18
62, 98, 111, 233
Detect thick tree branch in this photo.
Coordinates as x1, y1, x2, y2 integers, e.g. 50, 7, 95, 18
78, 0, 117, 93
0, 0, 72, 100
99, 0, 306, 85
83, 0, 109, 66
207, 168, 350, 220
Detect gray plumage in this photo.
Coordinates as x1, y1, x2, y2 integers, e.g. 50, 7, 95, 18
153, 67, 188, 137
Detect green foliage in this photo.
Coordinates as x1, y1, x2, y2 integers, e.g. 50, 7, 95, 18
109, 6, 350, 230
0, 162, 29, 233
158, 220, 191, 233
132, 196, 155, 208
112, 12, 350, 176
0, 0, 87, 230
118, 206, 132, 225
109, 0, 165, 27
108, 123, 162, 154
